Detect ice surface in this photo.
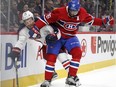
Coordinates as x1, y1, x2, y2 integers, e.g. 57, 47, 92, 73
29, 65, 116, 87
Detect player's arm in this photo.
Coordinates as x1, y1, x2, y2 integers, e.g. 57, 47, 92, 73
90, 16, 114, 27
9, 28, 29, 61
35, 9, 59, 29
32, 10, 60, 44
82, 8, 114, 27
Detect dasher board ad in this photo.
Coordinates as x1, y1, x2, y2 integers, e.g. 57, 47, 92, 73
1, 32, 116, 81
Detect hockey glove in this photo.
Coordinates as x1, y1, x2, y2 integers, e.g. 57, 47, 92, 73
103, 16, 114, 27
45, 34, 58, 44
29, 25, 41, 38
51, 25, 59, 34
8, 47, 21, 61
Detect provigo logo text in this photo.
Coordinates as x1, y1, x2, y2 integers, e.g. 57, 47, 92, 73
91, 36, 116, 56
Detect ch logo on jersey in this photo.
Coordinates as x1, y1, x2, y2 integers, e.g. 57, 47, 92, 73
64, 23, 79, 31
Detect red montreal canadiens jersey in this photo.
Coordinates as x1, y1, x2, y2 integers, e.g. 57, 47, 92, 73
35, 6, 103, 38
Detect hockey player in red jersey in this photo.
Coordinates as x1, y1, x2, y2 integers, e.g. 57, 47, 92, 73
31, 0, 114, 87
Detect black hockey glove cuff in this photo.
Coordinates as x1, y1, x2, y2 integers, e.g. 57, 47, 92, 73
51, 25, 59, 34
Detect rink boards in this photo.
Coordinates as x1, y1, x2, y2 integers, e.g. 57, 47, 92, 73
0, 32, 116, 87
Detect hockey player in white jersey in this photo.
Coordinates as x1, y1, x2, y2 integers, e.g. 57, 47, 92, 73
9, 10, 58, 80
8, 10, 81, 86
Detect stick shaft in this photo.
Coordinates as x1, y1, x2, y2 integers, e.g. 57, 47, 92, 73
14, 58, 19, 87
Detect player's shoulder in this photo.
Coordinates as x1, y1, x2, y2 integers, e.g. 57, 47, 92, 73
34, 17, 39, 22
18, 23, 26, 32
79, 7, 87, 13
58, 6, 66, 10
53, 6, 66, 13
18, 26, 29, 35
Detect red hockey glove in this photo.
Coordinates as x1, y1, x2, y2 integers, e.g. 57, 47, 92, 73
8, 47, 21, 61
103, 16, 114, 27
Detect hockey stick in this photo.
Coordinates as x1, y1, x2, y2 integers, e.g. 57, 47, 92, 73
14, 58, 19, 87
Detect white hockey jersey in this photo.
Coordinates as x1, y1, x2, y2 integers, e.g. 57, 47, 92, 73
14, 25, 58, 50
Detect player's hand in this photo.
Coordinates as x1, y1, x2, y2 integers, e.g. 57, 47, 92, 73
45, 34, 58, 44
51, 25, 59, 34
8, 47, 21, 61
103, 16, 114, 27
29, 25, 41, 38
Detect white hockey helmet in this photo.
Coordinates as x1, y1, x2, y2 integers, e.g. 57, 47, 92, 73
22, 10, 34, 21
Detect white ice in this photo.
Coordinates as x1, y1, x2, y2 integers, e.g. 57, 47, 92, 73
29, 65, 116, 87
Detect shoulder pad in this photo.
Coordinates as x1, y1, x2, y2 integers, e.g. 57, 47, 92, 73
18, 23, 26, 32
34, 17, 39, 22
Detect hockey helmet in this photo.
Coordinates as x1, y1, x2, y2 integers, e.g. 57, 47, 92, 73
22, 11, 34, 21
68, 0, 80, 11
68, 0, 80, 17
